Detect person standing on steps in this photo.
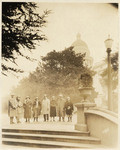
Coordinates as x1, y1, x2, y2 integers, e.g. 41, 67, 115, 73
41, 94, 50, 122
23, 96, 32, 123
33, 97, 41, 122
50, 96, 57, 121
8, 94, 18, 124
57, 94, 65, 122
16, 96, 24, 123
65, 96, 74, 122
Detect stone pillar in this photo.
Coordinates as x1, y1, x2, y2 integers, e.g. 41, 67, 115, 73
75, 102, 96, 131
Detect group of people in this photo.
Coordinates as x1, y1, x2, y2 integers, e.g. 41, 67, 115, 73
8, 94, 74, 124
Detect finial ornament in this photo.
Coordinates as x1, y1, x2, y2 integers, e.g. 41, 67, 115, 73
77, 33, 81, 40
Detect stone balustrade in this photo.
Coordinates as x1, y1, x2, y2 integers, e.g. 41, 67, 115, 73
74, 102, 118, 148
85, 108, 118, 148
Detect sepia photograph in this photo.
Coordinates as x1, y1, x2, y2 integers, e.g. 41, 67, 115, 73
1, 0, 119, 149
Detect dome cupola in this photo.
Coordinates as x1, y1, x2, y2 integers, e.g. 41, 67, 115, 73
72, 33, 93, 66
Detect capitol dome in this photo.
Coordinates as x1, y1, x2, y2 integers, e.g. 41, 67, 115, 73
72, 33, 88, 47
72, 33, 93, 66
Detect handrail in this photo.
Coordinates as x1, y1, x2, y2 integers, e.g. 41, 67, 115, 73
85, 108, 118, 125
91, 107, 118, 118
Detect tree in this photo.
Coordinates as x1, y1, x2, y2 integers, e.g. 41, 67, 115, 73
100, 52, 118, 112
2, 2, 50, 75
12, 47, 96, 103
100, 52, 118, 90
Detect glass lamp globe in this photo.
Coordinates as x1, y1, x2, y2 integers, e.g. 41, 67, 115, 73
104, 35, 113, 49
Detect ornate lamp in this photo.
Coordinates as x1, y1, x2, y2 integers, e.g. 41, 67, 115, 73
104, 35, 113, 111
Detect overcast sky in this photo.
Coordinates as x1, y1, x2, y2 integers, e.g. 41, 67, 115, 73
2, 2, 119, 97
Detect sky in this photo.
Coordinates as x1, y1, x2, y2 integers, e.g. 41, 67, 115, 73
1, 2, 119, 98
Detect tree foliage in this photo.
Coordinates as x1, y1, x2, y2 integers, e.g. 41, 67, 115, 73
12, 47, 97, 103
100, 52, 118, 90
2, 2, 50, 75
79, 73, 93, 87
111, 52, 118, 71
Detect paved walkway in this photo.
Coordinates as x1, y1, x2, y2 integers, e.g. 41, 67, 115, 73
2, 113, 77, 131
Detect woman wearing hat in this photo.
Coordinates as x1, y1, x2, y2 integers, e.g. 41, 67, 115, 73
33, 97, 41, 122
23, 96, 32, 122
64, 97, 73, 122
50, 96, 57, 121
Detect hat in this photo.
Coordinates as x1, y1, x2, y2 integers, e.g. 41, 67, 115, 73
17, 97, 20, 101
67, 96, 70, 100
17, 96, 20, 98
26, 96, 30, 99
44, 94, 47, 97
59, 94, 63, 97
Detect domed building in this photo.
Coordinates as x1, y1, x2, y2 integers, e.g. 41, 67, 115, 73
72, 33, 93, 66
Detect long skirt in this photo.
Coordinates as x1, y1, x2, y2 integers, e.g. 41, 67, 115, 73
50, 106, 56, 117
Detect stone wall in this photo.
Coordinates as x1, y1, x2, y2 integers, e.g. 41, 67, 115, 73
85, 108, 118, 148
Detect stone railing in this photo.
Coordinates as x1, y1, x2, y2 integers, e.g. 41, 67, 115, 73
84, 107, 118, 148
74, 103, 118, 148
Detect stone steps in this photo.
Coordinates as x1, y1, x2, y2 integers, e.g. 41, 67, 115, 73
2, 128, 90, 136
2, 138, 105, 149
2, 128, 104, 148
2, 132, 101, 144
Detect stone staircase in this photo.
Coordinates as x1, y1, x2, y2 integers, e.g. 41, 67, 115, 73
2, 128, 106, 148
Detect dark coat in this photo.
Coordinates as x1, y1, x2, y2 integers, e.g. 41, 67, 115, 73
23, 100, 32, 118
65, 101, 73, 115
33, 100, 41, 117
50, 100, 56, 117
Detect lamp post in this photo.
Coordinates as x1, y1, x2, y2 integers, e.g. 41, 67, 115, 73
104, 35, 113, 111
